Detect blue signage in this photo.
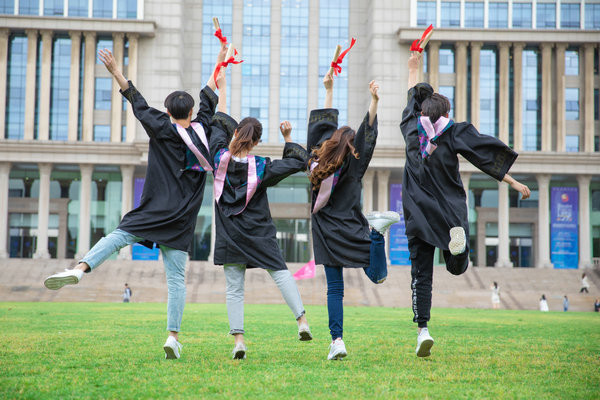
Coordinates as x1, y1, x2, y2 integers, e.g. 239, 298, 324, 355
389, 183, 410, 266
550, 187, 578, 269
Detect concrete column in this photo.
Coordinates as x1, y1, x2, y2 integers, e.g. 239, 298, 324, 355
376, 169, 391, 263
0, 29, 9, 139
38, 30, 53, 141
540, 42, 553, 152
231, 0, 243, 120
208, 204, 216, 263
460, 171, 473, 267
76, 164, 93, 259
111, 33, 124, 143
268, 1, 281, 143
536, 174, 553, 268
307, 0, 319, 112
454, 41, 468, 122
512, 42, 525, 152
82, 32, 96, 142
583, 43, 595, 152
498, 42, 510, 144
0, 162, 11, 259
68, 31, 81, 142
33, 163, 52, 259
118, 165, 134, 260
125, 33, 138, 142
555, 43, 567, 152
470, 42, 482, 130
362, 169, 374, 213
495, 181, 513, 268
428, 41, 440, 91
577, 175, 592, 269
24, 30, 38, 140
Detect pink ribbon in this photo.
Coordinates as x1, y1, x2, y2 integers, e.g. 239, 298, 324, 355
214, 151, 258, 215
419, 115, 450, 156
310, 162, 335, 214
175, 122, 213, 172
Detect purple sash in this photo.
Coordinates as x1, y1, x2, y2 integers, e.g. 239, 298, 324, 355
175, 122, 213, 172
310, 162, 335, 214
214, 150, 258, 215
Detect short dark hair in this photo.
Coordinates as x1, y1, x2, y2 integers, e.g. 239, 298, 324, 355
421, 93, 451, 123
164, 91, 194, 119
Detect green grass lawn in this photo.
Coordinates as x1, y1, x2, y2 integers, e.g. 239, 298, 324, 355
0, 303, 598, 399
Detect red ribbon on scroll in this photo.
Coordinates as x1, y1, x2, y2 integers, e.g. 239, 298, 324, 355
213, 55, 244, 89
330, 37, 357, 76
214, 28, 227, 44
410, 24, 433, 53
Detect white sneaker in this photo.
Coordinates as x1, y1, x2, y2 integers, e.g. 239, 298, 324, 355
232, 342, 247, 359
416, 328, 434, 358
44, 269, 84, 290
449, 227, 466, 255
298, 323, 313, 341
327, 338, 347, 360
163, 336, 183, 359
365, 211, 401, 234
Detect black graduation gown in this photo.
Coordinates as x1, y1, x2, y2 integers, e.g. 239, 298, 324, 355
400, 83, 518, 250
307, 109, 378, 268
209, 112, 309, 270
117, 81, 217, 252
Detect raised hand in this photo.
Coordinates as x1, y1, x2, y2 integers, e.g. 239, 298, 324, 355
323, 72, 333, 91
408, 51, 422, 70
98, 49, 118, 75
510, 181, 531, 200
218, 41, 228, 64
369, 80, 379, 102
279, 121, 292, 143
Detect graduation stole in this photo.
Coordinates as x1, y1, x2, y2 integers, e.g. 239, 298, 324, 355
174, 122, 213, 172
417, 116, 454, 159
310, 161, 342, 214
213, 149, 265, 215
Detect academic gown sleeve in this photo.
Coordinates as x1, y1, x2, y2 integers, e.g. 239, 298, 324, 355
192, 86, 218, 136
120, 81, 173, 139
400, 82, 434, 142
452, 122, 518, 181
209, 111, 238, 161
260, 143, 310, 188
348, 112, 378, 178
307, 108, 339, 151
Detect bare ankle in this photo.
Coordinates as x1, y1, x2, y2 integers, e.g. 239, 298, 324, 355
75, 263, 90, 272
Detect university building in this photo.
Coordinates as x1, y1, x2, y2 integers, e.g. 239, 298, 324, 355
0, 0, 599, 268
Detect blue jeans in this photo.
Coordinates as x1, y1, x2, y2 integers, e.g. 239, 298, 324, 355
324, 229, 387, 340
80, 228, 188, 332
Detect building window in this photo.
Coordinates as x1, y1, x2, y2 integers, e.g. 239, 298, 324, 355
93, 125, 110, 142
241, 0, 271, 133
586, 4, 600, 29
565, 135, 579, 152
319, 0, 349, 124
512, 2, 532, 28
565, 88, 579, 120
439, 86, 455, 118
19, 0, 38, 15
50, 36, 71, 141
439, 48, 455, 73
5, 35, 27, 140
417, 1, 436, 26
93, 0, 112, 18
488, 2, 508, 28
522, 48, 541, 151
43, 0, 63, 16
464, 2, 484, 27
280, 0, 309, 143
68, 0, 88, 17
595, 89, 599, 120
94, 78, 112, 110
441, 2, 460, 27
480, 48, 498, 137
592, 190, 600, 212
1, 1, 14, 14
565, 50, 579, 75
536, 3, 556, 28
121, 125, 126, 142
560, 3, 580, 29
117, 0, 137, 19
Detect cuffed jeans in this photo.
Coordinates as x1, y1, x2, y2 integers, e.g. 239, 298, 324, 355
325, 229, 388, 340
224, 264, 305, 335
80, 228, 188, 332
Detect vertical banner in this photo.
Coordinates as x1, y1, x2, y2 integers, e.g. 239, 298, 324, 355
550, 187, 578, 269
131, 178, 160, 261
389, 184, 410, 265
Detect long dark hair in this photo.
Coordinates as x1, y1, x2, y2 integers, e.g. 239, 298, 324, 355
308, 126, 358, 190
230, 117, 262, 157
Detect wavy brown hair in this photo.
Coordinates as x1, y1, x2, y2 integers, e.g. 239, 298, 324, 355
308, 126, 358, 190
230, 117, 262, 157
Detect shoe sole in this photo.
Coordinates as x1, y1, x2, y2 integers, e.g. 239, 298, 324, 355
233, 349, 246, 359
164, 345, 179, 359
298, 330, 313, 341
449, 227, 466, 256
416, 338, 434, 357
44, 275, 79, 290
328, 350, 347, 360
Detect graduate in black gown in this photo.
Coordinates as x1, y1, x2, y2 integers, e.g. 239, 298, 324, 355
44, 46, 228, 360
401, 52, 530, 357
307, 72, 400, 361
209, 67, 312, 360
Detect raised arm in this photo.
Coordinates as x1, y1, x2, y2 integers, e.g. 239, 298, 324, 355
98, 49, 128, 91
217, 68, 227, 114
368, 80, 379, 127
502, 173, 531, 199
407, 52, 422, 89
323, 72, 333, 109
260, 122, 310, 187
206, 41, 228, 91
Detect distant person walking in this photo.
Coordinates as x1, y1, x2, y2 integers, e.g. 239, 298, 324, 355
539, 294, 549, 312
580, 273, 590, 294
491, 282, 500, 309
123, 283, 132, 303
563, 295, 568, 312
594, 299, 600, 312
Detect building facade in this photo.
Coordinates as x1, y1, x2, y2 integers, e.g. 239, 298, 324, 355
0, 0, 598, 268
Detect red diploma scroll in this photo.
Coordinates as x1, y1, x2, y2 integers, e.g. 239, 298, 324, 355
329, 37, 357, 76
213, 17, 227, 44
410, 24, 433, 53
213, 44, 243, 89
